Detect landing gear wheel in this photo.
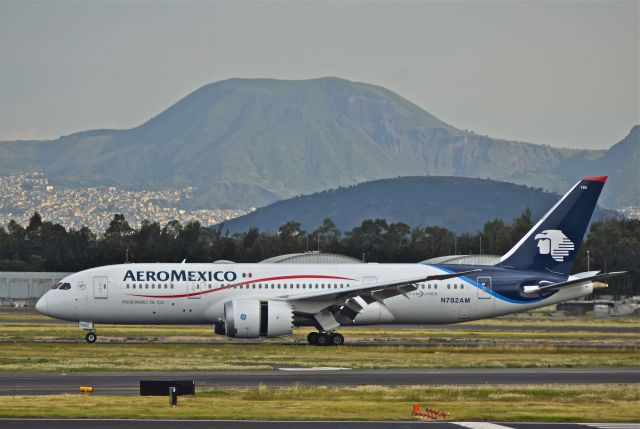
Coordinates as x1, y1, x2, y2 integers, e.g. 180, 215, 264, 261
307, 332, 319, 345
329, 333, 344, 346
316, 332, 330, 346
85, 332, 97, 343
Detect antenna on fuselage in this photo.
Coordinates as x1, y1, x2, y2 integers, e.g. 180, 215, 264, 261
181, 259, 186, 264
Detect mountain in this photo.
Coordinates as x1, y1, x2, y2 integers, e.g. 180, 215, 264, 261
0, 77, 637, 209
218, 176, 617, 234
580, 125, 639, 208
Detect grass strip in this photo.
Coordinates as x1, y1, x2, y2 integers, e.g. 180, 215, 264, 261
0, 384, 637, 421
0, 324, 638, 344
0, 342, 637, 372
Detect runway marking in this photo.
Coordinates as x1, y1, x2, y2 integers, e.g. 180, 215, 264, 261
278, 367, 351, 371
457, 423, 517, 429
584, 425, 640, 429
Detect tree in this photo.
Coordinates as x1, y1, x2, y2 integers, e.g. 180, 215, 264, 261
311, 218, 342, 254
278, 221, 305, 254
105, 214, 133, 238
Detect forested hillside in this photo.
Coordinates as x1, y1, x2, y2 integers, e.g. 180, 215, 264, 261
220, 176, 617, 234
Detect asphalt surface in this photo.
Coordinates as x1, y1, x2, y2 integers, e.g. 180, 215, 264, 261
0, 420, 637, 429
3, 316, 639, 333
0, 367, 637, 395
1, 339, 636, 350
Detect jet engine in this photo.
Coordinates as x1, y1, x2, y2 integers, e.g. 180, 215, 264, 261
220, 299, 293, 338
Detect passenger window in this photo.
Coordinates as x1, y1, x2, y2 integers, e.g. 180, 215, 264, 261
461, 285, 464, 289
126, 285, 130, 289
454, 284, 457, 289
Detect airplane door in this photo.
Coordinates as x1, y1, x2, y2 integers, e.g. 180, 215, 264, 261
187, 281, 202, 299
93, 276, 108, 299
477, 277, 492, 299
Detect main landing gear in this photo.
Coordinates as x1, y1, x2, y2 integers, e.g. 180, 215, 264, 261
307, 331, 344, 346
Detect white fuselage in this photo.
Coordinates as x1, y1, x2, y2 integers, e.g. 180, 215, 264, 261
38, 262, 593, 327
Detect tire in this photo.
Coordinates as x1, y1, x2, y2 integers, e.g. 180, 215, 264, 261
307, 332, 319, 345
316, 332, 329, 346
85, 332, 97, 343
330, 333, 344, 346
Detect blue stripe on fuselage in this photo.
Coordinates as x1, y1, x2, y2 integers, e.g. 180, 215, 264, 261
426, 264, 564, 304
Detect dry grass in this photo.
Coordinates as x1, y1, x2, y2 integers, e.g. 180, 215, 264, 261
0, 384, 637, 421
0, 311, 637, 372
0, 342, 637, 372
0, 321, 638, 345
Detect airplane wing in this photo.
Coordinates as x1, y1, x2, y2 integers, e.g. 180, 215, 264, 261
523, 271, 626, 294
277, 268, 481, 330
280, 268, 481, 303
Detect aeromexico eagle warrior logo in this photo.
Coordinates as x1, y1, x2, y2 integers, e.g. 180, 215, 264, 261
534, 230, 575, 262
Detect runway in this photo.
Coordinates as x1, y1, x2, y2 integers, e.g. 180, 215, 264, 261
0, 367, 637, 395
0, 419, 637, 429
4, 315, 639, 333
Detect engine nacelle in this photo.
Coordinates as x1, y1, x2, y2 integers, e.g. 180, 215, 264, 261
223, 299, 293, 338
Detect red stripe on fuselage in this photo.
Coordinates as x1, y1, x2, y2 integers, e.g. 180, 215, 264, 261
127, 274, 356, 299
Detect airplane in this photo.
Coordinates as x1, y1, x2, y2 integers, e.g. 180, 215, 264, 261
36, 176, 625, 346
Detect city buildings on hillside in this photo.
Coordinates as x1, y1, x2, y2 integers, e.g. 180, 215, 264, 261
0, 173, 246, 232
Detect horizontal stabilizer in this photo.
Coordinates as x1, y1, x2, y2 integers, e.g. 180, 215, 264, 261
523, 271, 626, 294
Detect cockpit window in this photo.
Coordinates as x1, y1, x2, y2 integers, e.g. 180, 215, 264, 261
52, 282, 62, 290
58, 283, 71, 290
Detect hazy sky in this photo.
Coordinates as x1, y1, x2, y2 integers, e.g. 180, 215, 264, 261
0, 1, 638, 149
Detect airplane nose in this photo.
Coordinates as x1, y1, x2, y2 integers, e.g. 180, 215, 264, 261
35, 294, 48, 315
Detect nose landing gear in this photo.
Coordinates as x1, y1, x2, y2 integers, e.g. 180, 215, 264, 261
79, 321, 97, 343
307, 331, 344, 346
85, 331, 97, 343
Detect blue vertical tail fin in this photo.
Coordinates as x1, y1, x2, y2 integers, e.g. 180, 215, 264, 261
497, 176, 607, 275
